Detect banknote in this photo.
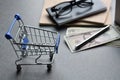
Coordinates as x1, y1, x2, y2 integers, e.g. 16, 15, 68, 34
66, 27, 100, 36
107, 39, 120, 47
64, 25, 120, 52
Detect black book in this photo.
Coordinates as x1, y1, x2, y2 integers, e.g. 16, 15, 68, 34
115, 0, 120, 25
46, 0, 107, 26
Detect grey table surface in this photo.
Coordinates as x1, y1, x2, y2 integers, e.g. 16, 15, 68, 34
1, 0, 120, 80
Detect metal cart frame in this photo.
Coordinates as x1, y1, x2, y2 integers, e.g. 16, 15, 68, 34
5, 14, 60, 72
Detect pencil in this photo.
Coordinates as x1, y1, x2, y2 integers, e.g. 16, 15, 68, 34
74, 25, 110, 50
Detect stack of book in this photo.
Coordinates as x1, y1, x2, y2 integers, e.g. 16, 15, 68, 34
39, 0, 112, 26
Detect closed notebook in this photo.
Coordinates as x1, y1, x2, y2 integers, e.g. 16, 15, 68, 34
115, 0, 120, 25
46, 0, 107, 26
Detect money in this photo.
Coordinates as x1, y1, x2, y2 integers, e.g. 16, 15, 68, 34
107, 39, 120, 47
64, 25, 120, 52
66, 27, 100, 36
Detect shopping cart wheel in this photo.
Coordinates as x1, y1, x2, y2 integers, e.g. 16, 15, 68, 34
16, 65, 22, 72
47, 64, 52, 72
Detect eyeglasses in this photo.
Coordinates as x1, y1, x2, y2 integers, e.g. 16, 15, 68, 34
51, 0, 94, 18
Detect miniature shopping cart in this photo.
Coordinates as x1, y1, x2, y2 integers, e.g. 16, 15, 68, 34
5, 14, 60, 72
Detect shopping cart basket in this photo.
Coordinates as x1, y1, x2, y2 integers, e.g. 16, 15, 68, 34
5, 14, 60, 72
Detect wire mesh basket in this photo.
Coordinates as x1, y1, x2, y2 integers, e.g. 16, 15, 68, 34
5, 14, 60, 72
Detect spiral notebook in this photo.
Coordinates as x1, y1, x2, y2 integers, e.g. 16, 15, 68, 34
46, 0, 107, 26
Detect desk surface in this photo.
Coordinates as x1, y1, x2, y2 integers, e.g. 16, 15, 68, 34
1, 0, 120, 80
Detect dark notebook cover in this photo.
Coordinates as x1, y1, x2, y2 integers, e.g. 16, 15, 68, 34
115, 0, 120, 25
46, 0, 107, 26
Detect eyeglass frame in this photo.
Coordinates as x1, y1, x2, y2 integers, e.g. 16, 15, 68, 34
51, 0, 94, 18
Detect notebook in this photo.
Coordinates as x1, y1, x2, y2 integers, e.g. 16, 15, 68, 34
39, 0, 112, 27
115, 0, 120, 25
46, 0, 107, 26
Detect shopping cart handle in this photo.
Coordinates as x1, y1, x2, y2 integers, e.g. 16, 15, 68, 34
55, 33, 60, 53
5, 14, 21, 39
